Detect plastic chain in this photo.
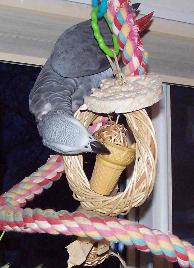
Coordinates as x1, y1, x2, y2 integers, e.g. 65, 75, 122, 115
91, 6, 120, 58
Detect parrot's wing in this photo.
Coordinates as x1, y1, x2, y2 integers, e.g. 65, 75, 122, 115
50, 19, 113, 78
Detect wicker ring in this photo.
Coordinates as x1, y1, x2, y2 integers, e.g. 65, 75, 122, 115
63, 108, 157, 216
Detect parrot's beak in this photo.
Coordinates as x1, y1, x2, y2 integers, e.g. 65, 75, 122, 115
90, 141, 110, 155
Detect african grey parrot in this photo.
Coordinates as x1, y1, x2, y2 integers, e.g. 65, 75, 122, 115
29, 1, 143, 155
29, 19, 113, 155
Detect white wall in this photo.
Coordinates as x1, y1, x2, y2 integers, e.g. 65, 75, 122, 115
140, 0, 194, 24
71, 0, 194, 24
1, 0, 194, 24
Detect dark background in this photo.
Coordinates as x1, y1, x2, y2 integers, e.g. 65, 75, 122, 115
171, 85, 194, 267
0, 61, 121, 268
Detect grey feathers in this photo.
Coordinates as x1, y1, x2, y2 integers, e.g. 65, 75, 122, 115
29, 60, 78, 119
38, 111, 83, 147
38, 110, 97, 154
29, 18, 113, 154
50, 19, 113, 78
29, 19, 113, 120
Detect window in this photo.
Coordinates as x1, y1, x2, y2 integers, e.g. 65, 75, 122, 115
171, 85, 194, 268
0, 4, 194, 267
0, 60, 123, 268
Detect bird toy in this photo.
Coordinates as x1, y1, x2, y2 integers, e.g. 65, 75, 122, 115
0, 0, 193, 267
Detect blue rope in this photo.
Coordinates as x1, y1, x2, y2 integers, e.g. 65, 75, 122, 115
92, 0, 107, 18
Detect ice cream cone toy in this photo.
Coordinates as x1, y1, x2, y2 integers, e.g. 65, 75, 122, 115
67, 120, 135, 268
83, 120, 135, 266
90, 120, 136, 196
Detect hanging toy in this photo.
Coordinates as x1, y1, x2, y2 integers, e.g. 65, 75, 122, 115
49, 1, 159, 266
65, 1, 161, 266
90, 121, 136, 195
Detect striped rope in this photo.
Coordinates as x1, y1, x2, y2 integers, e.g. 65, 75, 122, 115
0, 155, 64, 208
106, 0, 149, 76
0, 208, 194, 267
0, 155, 194, 267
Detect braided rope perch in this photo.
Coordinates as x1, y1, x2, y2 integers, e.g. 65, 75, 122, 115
0, 155, 194, 267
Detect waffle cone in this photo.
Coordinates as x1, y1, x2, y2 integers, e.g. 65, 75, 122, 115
90, 141, 136, 195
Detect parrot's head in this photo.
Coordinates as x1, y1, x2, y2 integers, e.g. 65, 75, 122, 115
37, 110, 110, 155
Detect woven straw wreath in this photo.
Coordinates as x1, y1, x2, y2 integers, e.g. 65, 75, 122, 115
63, 108, 157, 216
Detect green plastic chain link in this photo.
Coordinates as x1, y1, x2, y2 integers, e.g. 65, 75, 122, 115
91, 7, 119, 57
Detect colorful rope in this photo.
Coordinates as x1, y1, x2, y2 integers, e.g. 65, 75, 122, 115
106, 0, 151, 75
92, 0, 107, 18
0, 156, 194, 267
0, 208, 194, 267
90, 0, 153, 75
0, 155, 64, 208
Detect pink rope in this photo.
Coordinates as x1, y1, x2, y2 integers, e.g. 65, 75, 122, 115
1, 155, 64, 208
0, 208, 193, 267
0, 155, 194, 267
107, 0, 152, 75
